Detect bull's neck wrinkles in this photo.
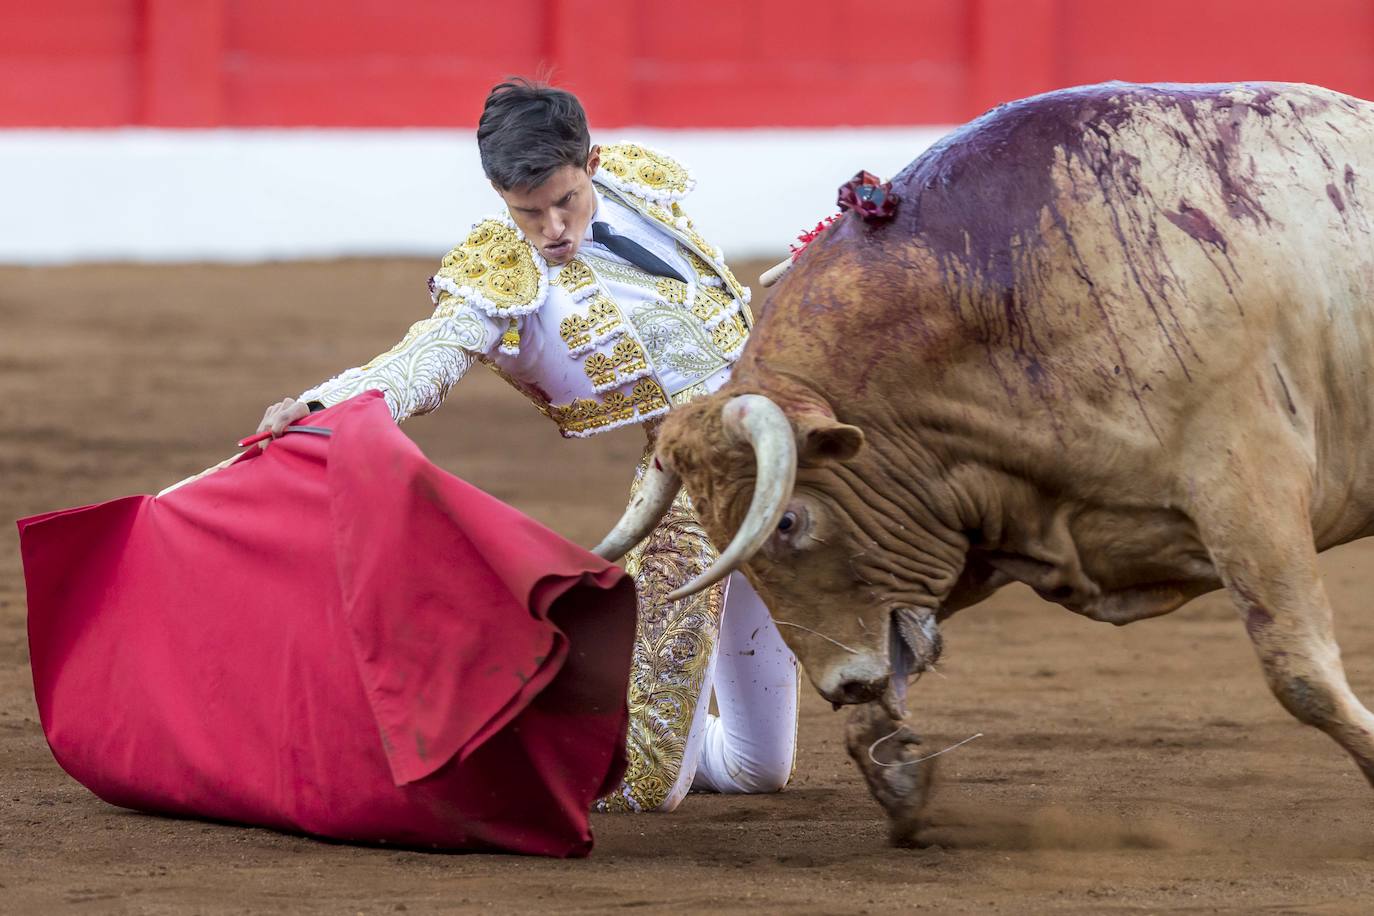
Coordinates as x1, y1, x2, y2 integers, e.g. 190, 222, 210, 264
824, 422, 969, 611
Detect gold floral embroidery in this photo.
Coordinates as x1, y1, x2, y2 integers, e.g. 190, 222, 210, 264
641, 201, 719, 261
588, 250, 734, 336
597, 448, 727, 813
549, 378, 670, 437
684, 249, 716, 281
553, 258, 595, 295
560, 313, 593, 351
584, 337, 650, 390
640, 202, 716, 260
717, 262, 749, 306
693, 283, 735, 324
582, 353, 614, 388
700, 283, 733, 306
656, 276, 688, 305
587, 295, 620, 335
432, 220, 543, 315
599, 143, 694, 201
689, 244, 747, 312
646, 202, 679, 229
684, 226, 719, 260
559, 292, 622, 354
711, 313, 748, 356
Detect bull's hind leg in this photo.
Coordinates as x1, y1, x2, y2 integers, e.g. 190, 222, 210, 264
1196, 492, 1374, 787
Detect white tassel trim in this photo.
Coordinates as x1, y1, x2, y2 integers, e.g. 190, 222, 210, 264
718, 338, 747, 362
431, 271, 548, 319
496, 309, 524, 357
591, 364, 654, 395
698, 297, 743, 332
593, 324, 626, 346
567, 323, 626, 358
596, 171, 695, 206
558, 402, 672, 439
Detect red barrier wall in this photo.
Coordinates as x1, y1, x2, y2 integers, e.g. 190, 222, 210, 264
4, 0, 1372, 128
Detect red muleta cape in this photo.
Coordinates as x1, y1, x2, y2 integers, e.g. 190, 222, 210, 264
17, 391, 635, 857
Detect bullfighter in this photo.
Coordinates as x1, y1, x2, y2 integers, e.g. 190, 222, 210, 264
256, 78, 799, 813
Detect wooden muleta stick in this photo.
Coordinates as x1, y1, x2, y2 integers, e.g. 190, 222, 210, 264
156, 426, 333, 497
759, 256, 793, 288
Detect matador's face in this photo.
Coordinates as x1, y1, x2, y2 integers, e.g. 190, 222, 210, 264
496, 147, 602, 265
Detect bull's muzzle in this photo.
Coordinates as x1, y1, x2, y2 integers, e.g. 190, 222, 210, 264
818, 609, 943, 717
825, 678, 887, 709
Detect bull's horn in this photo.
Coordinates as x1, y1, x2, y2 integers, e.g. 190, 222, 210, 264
758, 256, 793, 288
592, 458, 681, 561
666, 394, 798, 601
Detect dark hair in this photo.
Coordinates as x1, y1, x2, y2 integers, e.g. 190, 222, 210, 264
477, 78, 591, 191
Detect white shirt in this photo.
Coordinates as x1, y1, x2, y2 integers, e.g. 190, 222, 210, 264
579, 192, 694, 283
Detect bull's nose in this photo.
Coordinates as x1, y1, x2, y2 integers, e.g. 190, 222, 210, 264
826, 677, 885, 709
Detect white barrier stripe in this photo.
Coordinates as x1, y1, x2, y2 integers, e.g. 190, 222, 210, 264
0, 127, 952, 264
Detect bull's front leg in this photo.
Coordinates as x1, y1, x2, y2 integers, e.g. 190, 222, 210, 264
1193, 460, 1374, 788
844, 701, 937, 846
1220, 547, 1374, 787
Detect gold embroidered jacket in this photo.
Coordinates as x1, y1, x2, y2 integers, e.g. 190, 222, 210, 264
299, 143, 753, 437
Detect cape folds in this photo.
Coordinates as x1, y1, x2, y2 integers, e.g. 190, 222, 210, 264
17, 391, 636, 857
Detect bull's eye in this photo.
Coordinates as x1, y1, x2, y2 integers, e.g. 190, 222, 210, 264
778, 511, 798, 533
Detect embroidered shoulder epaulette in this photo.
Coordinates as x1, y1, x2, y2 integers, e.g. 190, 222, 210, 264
429, 217, 549, 319
595, 143, 695, 205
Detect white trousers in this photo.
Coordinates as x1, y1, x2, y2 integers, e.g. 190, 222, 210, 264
655, 572, 800, 811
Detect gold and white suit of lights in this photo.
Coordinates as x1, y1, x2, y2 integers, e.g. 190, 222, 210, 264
298, 143, 758, 812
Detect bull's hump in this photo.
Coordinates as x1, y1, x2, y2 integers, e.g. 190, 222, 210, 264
889, 81, 1334, 283
899, 81, 1294, 194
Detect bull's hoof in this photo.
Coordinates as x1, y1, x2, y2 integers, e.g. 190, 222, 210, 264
844, 701, 938, 847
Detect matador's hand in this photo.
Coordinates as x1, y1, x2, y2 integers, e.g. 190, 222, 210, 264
256, 397, 311, 440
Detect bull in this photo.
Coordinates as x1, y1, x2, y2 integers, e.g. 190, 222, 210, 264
594, 82, 1374, 840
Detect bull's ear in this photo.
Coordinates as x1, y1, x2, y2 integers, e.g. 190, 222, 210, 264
797, 415, 865, 465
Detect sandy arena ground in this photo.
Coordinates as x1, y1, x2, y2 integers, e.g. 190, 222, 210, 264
2, 259, 1372, 914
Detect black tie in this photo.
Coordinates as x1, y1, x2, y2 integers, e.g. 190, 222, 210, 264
591, 221, 687, 283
